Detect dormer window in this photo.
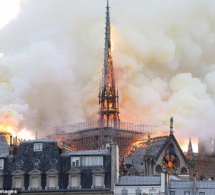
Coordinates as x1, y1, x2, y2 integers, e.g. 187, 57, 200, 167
0, 159, 4, 170
91, 167, 106, 189
34, 143, 43, 151
67, 168, 81, 189
12, 170, 25, 190
28, 169, 42, 190
45, 168, 59, 190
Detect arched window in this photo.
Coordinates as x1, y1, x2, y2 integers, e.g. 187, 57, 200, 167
163, 144, 179, 174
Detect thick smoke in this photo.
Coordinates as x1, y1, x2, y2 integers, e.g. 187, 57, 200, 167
0, 0, 215, 149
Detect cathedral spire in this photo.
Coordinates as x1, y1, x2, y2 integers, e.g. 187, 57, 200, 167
186, 138, 195, 175
98, 0, 120, 126
186, 138, 194, 161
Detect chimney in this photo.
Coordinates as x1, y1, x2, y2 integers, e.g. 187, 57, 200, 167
9, 135, 14, 155
110, 142, 119, 189
10, 135, 12, 146
62, 142, 67, 153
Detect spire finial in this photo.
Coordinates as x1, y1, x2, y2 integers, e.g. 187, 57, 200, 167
104, 0, 111, 75
170, 117, 174, 134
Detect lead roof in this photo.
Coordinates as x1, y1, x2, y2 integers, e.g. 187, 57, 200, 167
117, 176, 161, 185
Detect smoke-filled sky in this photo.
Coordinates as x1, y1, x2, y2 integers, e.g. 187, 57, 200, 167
0, 0, 215, 150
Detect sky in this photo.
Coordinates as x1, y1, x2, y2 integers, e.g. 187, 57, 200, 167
0, 0, 215, 152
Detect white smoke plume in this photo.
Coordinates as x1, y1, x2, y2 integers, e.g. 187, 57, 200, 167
0, 0, 215, 150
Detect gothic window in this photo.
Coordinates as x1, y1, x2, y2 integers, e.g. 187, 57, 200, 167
28, 169, 42, 190
155, 165, 162, 174
45, 168, 59, 190
0, 159, 3, 170
34, 143, 43, 151
67, 168, 81, 189
163, 144, 179, 174
91, 167, 106, 189
181, 167, 188, 174
169, 144, 174, 153
170, 191, 175, 195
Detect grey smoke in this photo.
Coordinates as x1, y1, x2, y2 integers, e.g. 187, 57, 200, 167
0, 0, 215, 151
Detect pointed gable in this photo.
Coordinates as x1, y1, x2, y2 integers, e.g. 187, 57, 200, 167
155, 134, 187, 163
154, 133, 189, 175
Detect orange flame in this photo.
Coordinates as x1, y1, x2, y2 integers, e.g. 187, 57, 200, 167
0, 124, 15, 134
0, 123, 34, 143
180, 137, 198, 153
17, 128, 34, 141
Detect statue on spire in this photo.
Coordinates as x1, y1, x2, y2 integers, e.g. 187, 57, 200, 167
170, 117, 174, 134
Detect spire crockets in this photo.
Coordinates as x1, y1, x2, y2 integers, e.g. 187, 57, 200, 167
98, 0, 120, 126
186, 138, 194, 161
186, 138, 195, 176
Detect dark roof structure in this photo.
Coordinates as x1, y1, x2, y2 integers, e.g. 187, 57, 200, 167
194, 155, 215, 179
122, 122, 189, 176
0, 139, 114, 194
125, 136, 168, 167
14, 139, 61, 173
0, 135, 9, 155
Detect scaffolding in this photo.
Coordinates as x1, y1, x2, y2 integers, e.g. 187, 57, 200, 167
47, 120, 158, 159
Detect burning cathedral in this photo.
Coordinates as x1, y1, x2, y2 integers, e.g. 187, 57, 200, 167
48, 0, 152, 159
0, 1, 215, 194
45, 0, 190, 177
46, 0, 215, 179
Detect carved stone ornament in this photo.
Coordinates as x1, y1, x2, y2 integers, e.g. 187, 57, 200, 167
16, 160, 24, 170
50, 158, 58, 169
33, 159, 41, 169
